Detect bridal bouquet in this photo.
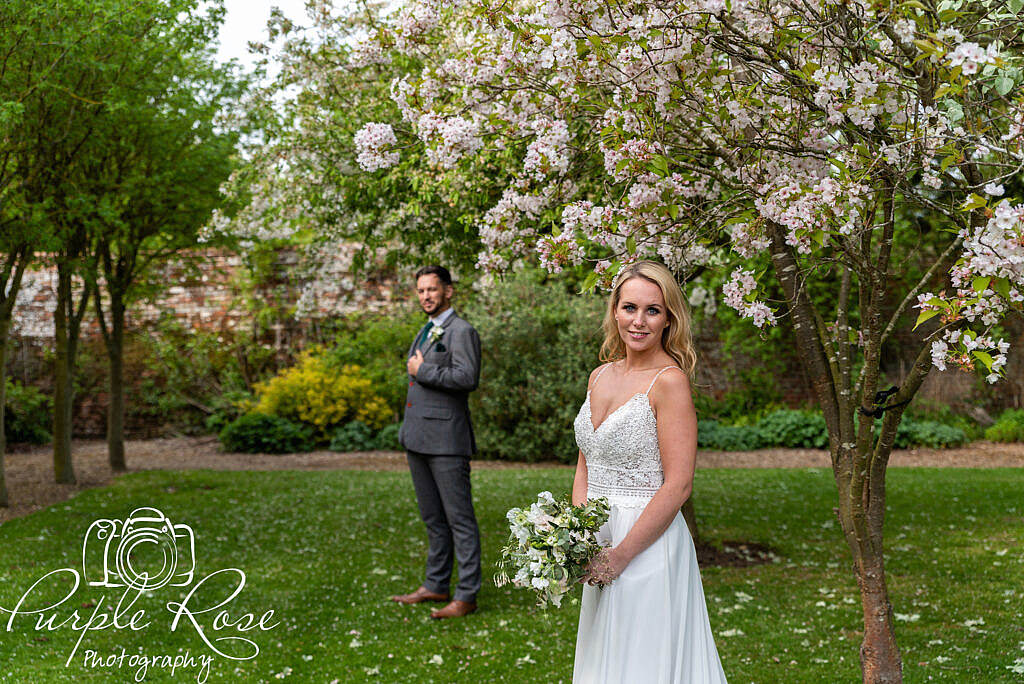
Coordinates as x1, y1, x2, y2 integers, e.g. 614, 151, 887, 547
495, 491, 610, 607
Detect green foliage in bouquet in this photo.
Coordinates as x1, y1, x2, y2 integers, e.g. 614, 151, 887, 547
3, 379, 51, 445
984, 409, 1024, 443
218, 412, 316, 454
495, 492, 610, 608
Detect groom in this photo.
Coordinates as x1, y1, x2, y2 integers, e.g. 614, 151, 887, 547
391, 265, 483, 619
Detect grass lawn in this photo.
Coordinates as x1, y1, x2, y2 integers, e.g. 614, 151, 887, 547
0, 466, 1022, 683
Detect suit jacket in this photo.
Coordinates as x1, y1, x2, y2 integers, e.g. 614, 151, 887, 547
398, 311, 481, 456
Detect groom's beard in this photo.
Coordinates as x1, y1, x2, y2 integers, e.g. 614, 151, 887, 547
421, 300, 449, 316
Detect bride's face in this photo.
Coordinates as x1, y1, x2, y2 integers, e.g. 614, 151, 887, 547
615, 277, 669, 353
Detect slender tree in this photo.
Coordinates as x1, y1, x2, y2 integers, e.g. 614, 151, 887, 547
82, 48, 241, 471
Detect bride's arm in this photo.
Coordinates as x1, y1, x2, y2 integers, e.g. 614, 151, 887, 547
584, 369, 696, 583
572, 450, 588, 506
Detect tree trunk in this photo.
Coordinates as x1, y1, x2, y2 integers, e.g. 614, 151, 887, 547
52, 262, 76, 484
854, 551, 902, 683
0, 318, 9, 507
106, 292, 126, 471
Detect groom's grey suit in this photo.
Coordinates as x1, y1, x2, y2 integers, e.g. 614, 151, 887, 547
399, 310, 482, 603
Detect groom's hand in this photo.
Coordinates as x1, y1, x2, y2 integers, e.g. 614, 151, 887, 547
407, 350, 425, 377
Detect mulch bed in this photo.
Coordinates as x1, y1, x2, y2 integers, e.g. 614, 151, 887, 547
2, 437, 1023, 526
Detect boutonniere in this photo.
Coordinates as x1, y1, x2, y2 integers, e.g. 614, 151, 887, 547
429, 325, 445, 343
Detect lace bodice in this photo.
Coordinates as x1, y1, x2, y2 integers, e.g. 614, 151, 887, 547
573, 365, 675, 507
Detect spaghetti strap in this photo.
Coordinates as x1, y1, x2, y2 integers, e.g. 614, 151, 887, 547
589, 363, 612, 393
645, 366, 679, 394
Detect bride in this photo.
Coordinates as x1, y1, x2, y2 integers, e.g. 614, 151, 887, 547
572, 261, 728, 683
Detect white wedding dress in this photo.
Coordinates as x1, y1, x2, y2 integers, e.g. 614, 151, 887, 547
572, 365, 728, 683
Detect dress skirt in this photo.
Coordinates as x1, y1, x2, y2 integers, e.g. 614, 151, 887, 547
573, 504, 728, 683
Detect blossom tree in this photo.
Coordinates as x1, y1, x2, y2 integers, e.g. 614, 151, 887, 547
348, 0, 1024, 680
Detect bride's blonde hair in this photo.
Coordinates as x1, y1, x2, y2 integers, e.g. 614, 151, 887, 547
599, 261, 697, 375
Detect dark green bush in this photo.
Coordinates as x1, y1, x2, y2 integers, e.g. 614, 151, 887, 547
3, 379, 51, 445
893, 418, 968, 449
463, 270, 604, 463
757, 409, 829, 448
983, 409, 1024, 443
376, 422, 402, 450
218, 412, 315, 454
697, 419, 765, 451
205, 390, 255, 434
905, 401, 985, 441
141, 316, 276, 434
324, 308, 424, 420
329, 420, 378, 452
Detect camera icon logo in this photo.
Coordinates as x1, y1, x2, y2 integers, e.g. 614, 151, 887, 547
82, 507, 195, 591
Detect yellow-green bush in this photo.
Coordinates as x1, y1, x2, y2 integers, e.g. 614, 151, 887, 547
253, 349, 391, 437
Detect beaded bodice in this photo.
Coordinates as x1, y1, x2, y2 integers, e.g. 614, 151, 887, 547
573, 365, 675, 508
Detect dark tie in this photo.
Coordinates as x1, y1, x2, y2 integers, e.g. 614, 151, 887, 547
416, 321, 434, 350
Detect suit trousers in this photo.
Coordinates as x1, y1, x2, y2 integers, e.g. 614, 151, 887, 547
406, 450, 482, 603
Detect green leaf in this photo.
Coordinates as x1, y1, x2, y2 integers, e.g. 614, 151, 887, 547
993, 277, 1011, 300
972, 350, 994, 372
994, 75, 1014, 96
961, 193, 988, 211
940, 155, 957, 172
626, 234, 637, 255
973, 276, 991, 293
668, 204, 679, 219
578, 271, 599, 294
913, 308, 941, 330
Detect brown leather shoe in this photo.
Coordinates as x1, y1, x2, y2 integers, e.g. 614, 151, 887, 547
430, 599, 477, 619
390, 586, 450, 605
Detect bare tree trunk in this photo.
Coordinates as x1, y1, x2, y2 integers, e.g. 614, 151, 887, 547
0, 318, 9, 507
855, 547, 902, 682
0, 247, 30, 506
105, 291, 126, 471
52, 263, 76, 484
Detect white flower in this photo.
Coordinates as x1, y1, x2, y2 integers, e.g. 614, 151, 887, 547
984, 182, 1005, 196
429, 325, 444, 342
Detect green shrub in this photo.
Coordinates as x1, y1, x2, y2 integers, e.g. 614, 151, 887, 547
905, 401, 985, 441
329, 421, 378, 452
894, 418, 968, 449
324, 308, 424, 420
757, 409, 829, 448
139, 316, 276, 434
3, 379, 51, 445
376, 422, 402, 450
463, 270, 604, 463
697, 419, 764, 451
218, 412, 315, 454
254, 349, 391, 438
984, 409, 1024, 443
204, 390, 256, 434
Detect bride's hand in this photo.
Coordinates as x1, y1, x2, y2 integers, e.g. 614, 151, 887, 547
582, 548, 627, 587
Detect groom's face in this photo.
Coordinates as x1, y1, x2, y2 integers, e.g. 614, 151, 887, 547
416, 274, 453, 317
